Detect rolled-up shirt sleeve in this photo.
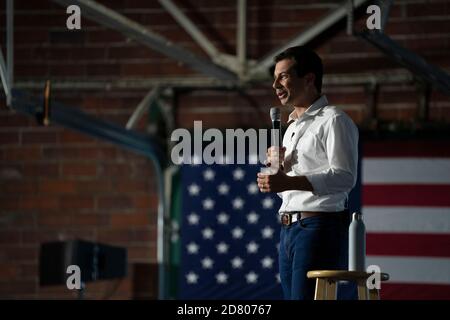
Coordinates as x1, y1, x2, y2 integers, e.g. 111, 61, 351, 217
305, 114, 359, 196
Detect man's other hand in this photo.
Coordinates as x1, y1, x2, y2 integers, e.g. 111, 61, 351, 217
257, 169, 290, 193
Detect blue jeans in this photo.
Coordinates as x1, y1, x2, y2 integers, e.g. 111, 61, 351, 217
279, 213, 355, 300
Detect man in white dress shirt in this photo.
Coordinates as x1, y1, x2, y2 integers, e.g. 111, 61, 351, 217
257, 46, 359, 300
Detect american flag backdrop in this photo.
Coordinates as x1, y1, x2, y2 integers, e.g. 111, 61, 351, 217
175, 140, 450, 300
177, 160, 283, 299
363, 140, 450, 300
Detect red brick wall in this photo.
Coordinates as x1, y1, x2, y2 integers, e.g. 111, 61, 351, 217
0, 97, 158, 299
0, 0, 449, 299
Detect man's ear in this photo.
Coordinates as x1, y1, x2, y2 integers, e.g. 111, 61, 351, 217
304, 72, 316, 88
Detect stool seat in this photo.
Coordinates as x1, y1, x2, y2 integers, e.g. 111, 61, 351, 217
307, 270, 389, 281
307, 270, 390, 300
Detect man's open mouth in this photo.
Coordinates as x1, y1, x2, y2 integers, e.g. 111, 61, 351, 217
277, 91, 287, 99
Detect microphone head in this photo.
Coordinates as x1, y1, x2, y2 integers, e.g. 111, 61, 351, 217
270, 107, 281, 122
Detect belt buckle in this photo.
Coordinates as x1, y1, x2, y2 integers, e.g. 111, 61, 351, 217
281, 213, 292, 226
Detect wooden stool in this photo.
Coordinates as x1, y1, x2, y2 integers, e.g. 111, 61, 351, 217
307, 270, 389, 300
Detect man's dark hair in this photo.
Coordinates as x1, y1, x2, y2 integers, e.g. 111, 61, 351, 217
271, 46, 323, 93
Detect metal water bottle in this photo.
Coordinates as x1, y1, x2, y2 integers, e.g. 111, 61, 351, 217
349, 212, 366, 271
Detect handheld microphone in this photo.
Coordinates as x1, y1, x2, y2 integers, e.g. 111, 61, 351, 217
268, 107, 283, 170
270, 107, 282, 148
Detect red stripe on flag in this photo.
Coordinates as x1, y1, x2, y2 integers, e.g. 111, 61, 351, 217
363, 141, 450, 157
363, 185, 450, 206
367, 233, 450, 257
381, 283, 450, 300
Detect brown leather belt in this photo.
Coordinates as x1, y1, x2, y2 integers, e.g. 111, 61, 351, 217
279, 211, 347, 226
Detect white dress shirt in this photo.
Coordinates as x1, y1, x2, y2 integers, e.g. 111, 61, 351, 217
278, 95, 359, 213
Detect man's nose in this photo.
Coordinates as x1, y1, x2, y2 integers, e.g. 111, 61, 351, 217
272, 78, 281, 90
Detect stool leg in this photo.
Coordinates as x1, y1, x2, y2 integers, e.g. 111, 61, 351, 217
357, 280, 368, 300
325, 280, 337, 300
369, 288, 380, 300
314, 278, 326, 300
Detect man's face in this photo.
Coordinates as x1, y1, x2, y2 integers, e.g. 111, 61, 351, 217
272, 58, 311, 107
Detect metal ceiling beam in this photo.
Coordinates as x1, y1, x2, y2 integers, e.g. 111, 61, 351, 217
7, 0, 13, 87
51, 0, 237, 82
13, 77, 227, 90
0, 47, 9, 99
323, 72, 414, 86
346, 0, 354, 36
12, 72, 418, 91
237, 0, 247, 76
11, 89, 165, 163
249, 0, 370, 79
158, 0, 219, 59
3, 0, 14, 107
158, 0, 246, 76
377, 0, 393, 33
126, 86, 161, 130
359, 31, 450, 95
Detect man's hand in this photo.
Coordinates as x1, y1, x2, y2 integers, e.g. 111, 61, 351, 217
257, 169, 290, 193
257, 171, 315, 193
266, 146, 286, 169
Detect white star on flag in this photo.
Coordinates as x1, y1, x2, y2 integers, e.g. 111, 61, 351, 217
246, 241, 259, 254
217, 242, 229, 254
202, 198, 215, 210
247, 211, 259, 224
232, 197, 244, 210
202, 227, 214, 239
230, 256, 244, 269
216, 272, 228, 284
232, 167, 245, 180
203, 169, 215, 181
231, 226, 244, 239
261, 256, 274, 269
247, 182, 258, 194
261, 226, 274, 239
246, 271, 258, 284
186, 242, 199, 254
262, 197, 274, 209
186, 272, 199, 284
187, 212, 200, 225
188, 183, 200, 196
217, 212, 229, 224
217, 183, 230, 195
201, 257, 214, 269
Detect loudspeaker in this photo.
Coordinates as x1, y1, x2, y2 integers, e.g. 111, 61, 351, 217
39, 239, 127, 286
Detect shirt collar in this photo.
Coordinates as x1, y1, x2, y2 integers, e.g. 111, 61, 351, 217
287, 95, 328, 123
